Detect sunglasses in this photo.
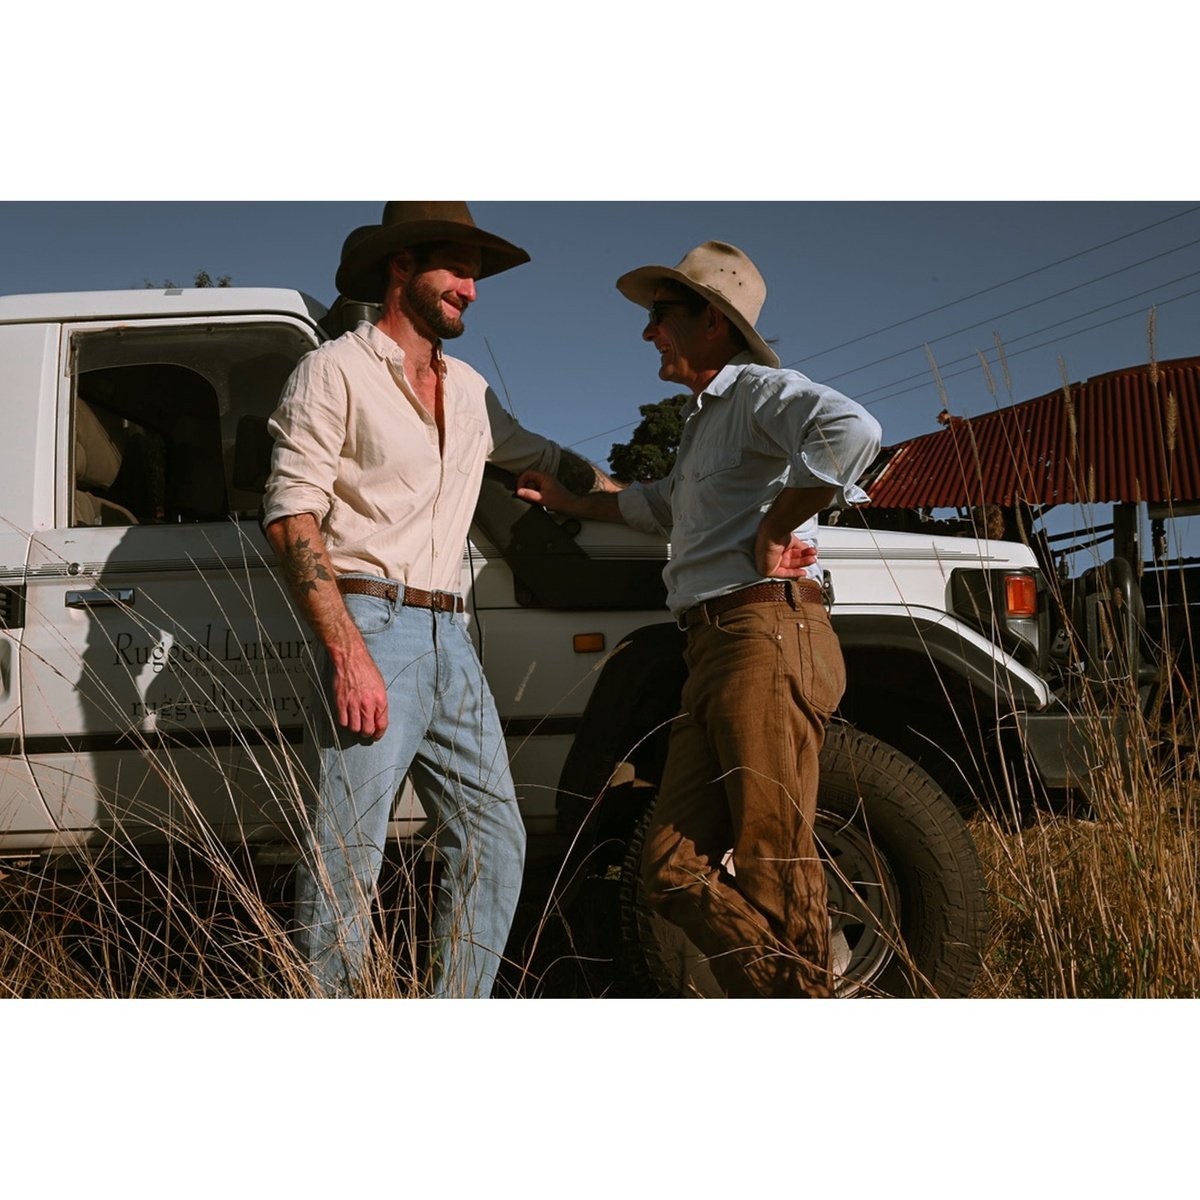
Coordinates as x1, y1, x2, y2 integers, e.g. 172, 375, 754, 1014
646, 300, 691, 326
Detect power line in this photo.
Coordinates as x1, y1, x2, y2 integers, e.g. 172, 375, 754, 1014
568, 211, 1200, 457
784, 203, 1200, 367
569, 419, 638, 451
861, 284, 1200, 410
571, 266, 1200, 453
812, 233, 1200, 385
851, 264, 1200, 402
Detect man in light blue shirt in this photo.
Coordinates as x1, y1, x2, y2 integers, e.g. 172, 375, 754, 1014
517, 241, 881, 996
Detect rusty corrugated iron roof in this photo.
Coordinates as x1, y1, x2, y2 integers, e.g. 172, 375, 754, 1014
865, 356, 1200, 509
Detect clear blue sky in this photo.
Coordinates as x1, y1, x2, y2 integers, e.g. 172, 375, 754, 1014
3, 200, 1197, 472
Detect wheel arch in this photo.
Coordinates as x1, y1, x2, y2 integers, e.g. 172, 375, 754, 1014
834, 612, 1044, 808
833, 611, 1047, 707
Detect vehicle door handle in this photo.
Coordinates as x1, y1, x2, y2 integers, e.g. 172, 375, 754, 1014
65, 588, 135, 609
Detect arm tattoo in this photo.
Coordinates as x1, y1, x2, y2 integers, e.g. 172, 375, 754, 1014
555, 448, 599, 496
284, 536, 333, 595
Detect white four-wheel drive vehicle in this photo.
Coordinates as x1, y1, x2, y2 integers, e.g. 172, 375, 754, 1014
0, 287, 1110, 997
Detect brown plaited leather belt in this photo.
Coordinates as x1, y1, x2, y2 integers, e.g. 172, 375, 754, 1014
337, 577, 465, 614
679, 579, 824, 630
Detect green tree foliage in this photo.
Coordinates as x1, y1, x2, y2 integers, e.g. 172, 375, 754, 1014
609, 394, 689, 483
144, 271, 232, 289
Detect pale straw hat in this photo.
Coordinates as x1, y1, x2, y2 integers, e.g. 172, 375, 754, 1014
615, 240, 780, 368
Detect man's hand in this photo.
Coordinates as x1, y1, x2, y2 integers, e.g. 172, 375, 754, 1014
517, 468, 627, 524
753, 485, 833, 578
332, 642, 390, 740
265, 511, 390, 740
516, 469, 578, 513
755, 521, 818, 578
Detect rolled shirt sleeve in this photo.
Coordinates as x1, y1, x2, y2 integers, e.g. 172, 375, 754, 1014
262, 350, 347, 527
748, 371, 883, 508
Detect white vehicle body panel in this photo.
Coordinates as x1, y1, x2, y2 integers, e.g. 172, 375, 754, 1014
0, 288, 1055, 860
820, 526, 1040, 608
0, 289, 325, 326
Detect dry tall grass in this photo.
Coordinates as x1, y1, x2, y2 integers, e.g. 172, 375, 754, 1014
6, 560, 1199, 999
0, 842, 459, 998
970, 565, 1200, 998
938, 328, 1200, 999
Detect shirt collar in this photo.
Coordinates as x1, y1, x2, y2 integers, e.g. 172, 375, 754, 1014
353, 320, 406, 365
698, 351, 756, 403
352, 320, 447, 377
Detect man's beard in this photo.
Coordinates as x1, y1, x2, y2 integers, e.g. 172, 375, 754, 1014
406, 275, 467, 340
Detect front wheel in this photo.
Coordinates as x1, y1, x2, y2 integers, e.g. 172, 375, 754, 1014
618, 724, 988, 997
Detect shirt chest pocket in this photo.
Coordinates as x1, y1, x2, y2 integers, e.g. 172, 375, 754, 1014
452, 415, 488, 474
687, 445, 743, 482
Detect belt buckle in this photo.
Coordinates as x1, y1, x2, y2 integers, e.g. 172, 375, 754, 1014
430, 589, 456, 613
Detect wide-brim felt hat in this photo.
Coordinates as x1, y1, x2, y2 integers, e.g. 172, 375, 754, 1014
335, 201, 530, 301
616, 240, 780, 369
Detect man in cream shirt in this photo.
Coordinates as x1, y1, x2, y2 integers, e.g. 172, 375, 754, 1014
264, 202, 613, 998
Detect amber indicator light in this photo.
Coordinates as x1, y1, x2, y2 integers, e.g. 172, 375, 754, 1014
1004, 575, 1038, 618
573, 633, 606, 653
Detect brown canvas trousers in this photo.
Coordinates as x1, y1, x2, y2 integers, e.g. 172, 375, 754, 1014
641, 593, 846, 997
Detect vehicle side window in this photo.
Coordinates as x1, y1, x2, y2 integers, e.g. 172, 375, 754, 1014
69, 322, 313, 527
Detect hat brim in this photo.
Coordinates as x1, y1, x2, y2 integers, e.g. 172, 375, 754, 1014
616, 263, 780, 369
336, 220, 530, 301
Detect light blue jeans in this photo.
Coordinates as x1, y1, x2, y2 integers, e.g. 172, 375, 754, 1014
294, 581, 526, 998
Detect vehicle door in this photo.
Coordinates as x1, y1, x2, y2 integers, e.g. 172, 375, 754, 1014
19, 316, 320, 854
